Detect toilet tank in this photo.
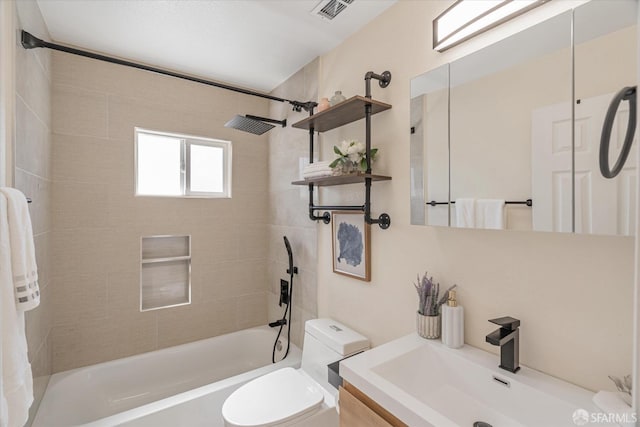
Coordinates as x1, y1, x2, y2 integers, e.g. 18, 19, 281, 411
301, 319, 369, 388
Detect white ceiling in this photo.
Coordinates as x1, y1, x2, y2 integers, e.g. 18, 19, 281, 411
36, 0, 396, 92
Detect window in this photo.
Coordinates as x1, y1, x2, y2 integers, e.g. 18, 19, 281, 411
135, 128, 231, 198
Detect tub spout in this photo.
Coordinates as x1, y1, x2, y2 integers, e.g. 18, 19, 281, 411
269, 319, 287, 328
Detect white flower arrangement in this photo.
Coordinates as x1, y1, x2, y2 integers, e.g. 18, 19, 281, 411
329, 139, 378, 173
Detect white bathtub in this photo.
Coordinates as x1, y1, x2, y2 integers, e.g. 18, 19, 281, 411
33, 325, 301, 427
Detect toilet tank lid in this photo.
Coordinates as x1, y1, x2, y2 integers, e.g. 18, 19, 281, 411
305, 318, 369, 356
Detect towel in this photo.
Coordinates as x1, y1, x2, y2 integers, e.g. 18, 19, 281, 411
303, 161, 335, 179
303, 170, 334, 179
475, 199, 505, 230
455, 198, 475, 228
0, 193, 34, 427
0, 188, 39, 311
303, 161, 333, 172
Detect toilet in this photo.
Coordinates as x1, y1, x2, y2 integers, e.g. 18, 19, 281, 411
222, 318, 369, 427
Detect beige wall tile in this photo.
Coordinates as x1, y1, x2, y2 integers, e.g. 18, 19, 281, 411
234, 223, 267, 260
52, 310, 157, 372
156, 300, 236, 349
53, 84, 108, 137
14, 4, 53, 421
33, 231, 51, 289
53, 181, 109, 229
15, 96, 51, 179
14, 169, 51, 235
266, 58, 320, 350
25, 285, 53, 357
231, 191, 269, 225
52, 134, 132, 188
52, 52, 245, 116
107, 95, 185, 142
51, 51, 270, 370
52, 273, 107, 326
16, 46, 51, 128
192, 259, 268, 303
107, 271, 141, 315
235, 293, 268, 330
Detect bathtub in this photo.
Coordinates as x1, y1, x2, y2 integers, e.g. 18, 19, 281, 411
33, 325, 301, 427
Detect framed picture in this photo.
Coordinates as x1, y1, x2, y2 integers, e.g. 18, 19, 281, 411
332, 211, 371, 282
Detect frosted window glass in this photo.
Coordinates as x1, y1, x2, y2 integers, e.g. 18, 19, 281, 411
190, 144, 224, 193
137, 134, 182, 196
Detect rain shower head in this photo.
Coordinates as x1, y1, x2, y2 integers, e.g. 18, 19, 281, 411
224, 114, 286, 135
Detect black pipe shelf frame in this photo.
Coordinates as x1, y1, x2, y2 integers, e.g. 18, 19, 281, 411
291, 71, 393, 229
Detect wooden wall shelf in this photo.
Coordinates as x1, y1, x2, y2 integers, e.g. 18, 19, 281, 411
292, 174, 392, 187
292, 96, 392, 133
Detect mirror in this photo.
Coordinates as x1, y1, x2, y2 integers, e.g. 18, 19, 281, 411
411, 0, 638, 236
410, 64, 449, 227
573, 0, 637, 236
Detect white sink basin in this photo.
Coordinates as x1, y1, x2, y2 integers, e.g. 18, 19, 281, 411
340, 334, 598, 427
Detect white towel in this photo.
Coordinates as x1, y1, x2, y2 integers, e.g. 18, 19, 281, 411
455, 198, 475, 228
475, 199, 505, 230
303, 161, 333, 173
0, 188, 39, 311
0, 193, 34, 427
303, 170, 334, 179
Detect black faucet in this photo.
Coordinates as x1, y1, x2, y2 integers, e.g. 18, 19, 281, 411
485, 316, 520, 373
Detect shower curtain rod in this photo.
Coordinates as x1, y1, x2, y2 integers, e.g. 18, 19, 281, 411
20, 31, 316, 112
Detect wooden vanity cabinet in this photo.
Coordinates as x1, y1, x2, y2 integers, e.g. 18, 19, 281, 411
339, 381, 407, 427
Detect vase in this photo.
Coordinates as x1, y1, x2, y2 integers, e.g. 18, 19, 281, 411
340, 160, 359, 175
318, 97, 330, 112
330, 90, 347, 106
416, 312, 440, 339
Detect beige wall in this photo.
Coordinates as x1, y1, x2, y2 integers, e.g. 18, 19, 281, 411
267, 59, 319, 347
51, 52, 270, 372
316, 0, 632, 392
13, 0, 53, 424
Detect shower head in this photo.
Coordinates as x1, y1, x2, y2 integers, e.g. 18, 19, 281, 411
283, 236, 294, 275
224, 114, 286, 135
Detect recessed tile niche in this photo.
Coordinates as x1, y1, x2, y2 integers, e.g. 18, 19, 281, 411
140, 235, 191, 311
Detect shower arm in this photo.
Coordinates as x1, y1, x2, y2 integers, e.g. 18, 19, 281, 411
20, 30, 317, 113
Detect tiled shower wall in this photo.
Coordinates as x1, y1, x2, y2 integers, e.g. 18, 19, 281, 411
51, 51, 271, 372
14, 1, 53, 422
267, 59, 319, 346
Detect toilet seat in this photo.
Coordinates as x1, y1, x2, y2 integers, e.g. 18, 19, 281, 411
222, 367, 325, 427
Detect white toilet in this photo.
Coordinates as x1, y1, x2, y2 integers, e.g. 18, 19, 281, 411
222, 318, 369, 427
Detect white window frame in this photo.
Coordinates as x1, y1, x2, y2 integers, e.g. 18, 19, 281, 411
135, 128, 232, 198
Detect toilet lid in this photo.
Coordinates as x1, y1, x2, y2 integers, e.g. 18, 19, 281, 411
222, 367, 324, 427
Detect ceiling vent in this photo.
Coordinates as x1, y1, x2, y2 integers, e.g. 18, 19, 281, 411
311, 0, 354, 21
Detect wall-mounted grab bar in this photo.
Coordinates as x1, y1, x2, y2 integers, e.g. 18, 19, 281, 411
427, 199, 533, 207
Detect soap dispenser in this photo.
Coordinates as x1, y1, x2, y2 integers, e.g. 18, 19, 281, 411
442, 290, 464, 348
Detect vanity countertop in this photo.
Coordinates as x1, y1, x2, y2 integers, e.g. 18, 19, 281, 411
340, 333, 599, 427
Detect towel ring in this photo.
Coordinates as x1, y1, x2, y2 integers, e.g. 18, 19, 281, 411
599, 86, 637, 179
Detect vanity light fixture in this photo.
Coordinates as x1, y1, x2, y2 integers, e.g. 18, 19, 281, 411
433, 0, 549, 52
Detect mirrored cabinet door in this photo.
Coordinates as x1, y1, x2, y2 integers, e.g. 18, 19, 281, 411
574, 0, 638, 236
410, 1, 638, 236
449, 11, 572, 232
410, 64, 449, 227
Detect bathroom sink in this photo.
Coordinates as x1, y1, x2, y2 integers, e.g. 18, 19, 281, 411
340, 334, 598, 427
